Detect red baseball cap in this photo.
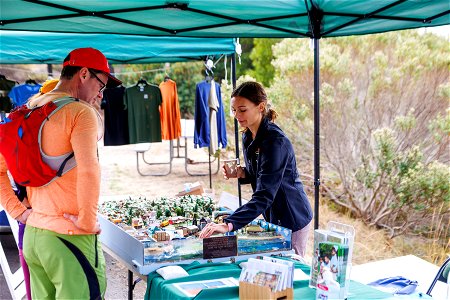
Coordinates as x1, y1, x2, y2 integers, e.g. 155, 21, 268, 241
63, 47, 122, 88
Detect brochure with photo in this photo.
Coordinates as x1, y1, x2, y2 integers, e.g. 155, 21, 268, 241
172, 277, 239, 298
309, 229, 347, 288
240, 257, 289, 292
316, 242, 349, 300
262, 256, 294, 288
318, 242, 349, 287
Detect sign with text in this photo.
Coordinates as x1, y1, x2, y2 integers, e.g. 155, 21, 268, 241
203, 235, 237, 259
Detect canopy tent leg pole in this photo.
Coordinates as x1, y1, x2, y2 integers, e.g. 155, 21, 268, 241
313, 37, 320, 230
209, 147, 212, 189
47, 64, 52, 77
232, 53, 242, 207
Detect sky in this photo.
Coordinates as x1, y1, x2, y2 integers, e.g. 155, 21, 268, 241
419, 25, 449, 38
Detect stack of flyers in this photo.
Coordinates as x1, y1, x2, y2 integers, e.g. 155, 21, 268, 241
239, 257, 292, 292
262, 256, 294, 289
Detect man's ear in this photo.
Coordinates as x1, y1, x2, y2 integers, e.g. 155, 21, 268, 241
79, 67, 89, 81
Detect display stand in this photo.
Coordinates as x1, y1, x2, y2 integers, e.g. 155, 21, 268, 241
311, 221, 355, 300
135, 141, 173, 176
239, 282, 293, 300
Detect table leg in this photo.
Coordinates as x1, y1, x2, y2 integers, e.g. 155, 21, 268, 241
127, 269, 143, 300
128, 270, 133, 300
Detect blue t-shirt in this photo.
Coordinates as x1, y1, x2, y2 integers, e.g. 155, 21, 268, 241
8, 84, 42, 107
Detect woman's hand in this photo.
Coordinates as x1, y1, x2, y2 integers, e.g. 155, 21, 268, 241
63, 213, 101, 234
199, 222, 231, 238
222, 163, 245, 180
16, 208, 32, 224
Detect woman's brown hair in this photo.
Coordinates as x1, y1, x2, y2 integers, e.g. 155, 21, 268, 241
231, 81, 278, 121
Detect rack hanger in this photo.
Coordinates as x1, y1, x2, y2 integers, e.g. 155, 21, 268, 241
164, 71, 171, 82
205, 58, 214, 83
136, 77, 148, 86
205, 69, 213, 83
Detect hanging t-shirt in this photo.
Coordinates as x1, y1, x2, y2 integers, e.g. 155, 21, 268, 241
8, 83, 42, 107
194, 80, 227, 149
0, 77, 16, 113
159, 79, 181, 140
101, 86, 129, 146
124, 83, 162, 144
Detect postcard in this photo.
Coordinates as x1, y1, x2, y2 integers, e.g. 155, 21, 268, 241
172, 277, 239, 297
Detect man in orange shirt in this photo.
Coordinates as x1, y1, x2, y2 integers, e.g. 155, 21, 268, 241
0, 47, 121, 299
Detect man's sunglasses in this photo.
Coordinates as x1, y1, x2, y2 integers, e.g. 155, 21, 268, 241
89, 70, 107, 94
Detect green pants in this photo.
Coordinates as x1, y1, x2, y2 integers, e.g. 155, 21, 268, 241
23, 225, 106, 300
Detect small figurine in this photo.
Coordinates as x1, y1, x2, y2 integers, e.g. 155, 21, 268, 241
132, 218, 143, 229
199, 217, 207, 230
186, 225, 199, 235
246, 224, 264, 233
153, 232, 170, 242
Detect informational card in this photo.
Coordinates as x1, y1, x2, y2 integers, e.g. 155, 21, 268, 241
203, 235, 237, 259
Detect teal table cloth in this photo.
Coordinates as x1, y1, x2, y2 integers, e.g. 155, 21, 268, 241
144, 259, 426, 300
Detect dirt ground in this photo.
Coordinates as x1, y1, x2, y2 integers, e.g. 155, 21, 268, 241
98, 140, 239, 299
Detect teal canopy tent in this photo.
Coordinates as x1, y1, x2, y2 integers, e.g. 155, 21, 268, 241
0, 31, 236, 64
0, 0, 448, 37
1, 0, 449, 230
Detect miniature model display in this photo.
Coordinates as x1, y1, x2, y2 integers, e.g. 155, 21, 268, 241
231, 219, 292, 255
99, 196, 292, 264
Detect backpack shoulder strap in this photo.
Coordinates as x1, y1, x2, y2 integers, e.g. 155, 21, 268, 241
37, 96, 78, 146
49, 96, 79, 114
38, 96, 79, 186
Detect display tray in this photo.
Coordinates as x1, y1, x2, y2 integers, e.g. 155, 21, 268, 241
98, 214, 292, 275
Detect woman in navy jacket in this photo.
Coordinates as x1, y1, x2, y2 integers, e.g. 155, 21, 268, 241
200, 81, 313, 256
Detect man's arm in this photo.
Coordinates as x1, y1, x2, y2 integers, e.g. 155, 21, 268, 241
0, 154, 28, 220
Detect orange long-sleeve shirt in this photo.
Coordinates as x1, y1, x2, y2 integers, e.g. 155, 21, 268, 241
159, 79, 181, 140
0, 93, 101, 234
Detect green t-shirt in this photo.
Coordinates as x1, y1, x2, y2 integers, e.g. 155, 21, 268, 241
124, 84, 162, 143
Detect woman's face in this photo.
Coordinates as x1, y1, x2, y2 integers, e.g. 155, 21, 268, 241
231, 95, 264, 130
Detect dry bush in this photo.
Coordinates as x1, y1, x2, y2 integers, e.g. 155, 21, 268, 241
269, 30, 449, 263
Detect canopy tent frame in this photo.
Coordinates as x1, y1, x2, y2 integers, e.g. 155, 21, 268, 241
2, 1, 448, 37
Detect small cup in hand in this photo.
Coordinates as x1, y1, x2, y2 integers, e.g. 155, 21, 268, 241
222, 158, 239, 179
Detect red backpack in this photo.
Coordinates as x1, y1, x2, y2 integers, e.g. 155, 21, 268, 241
0, 97, 77, 187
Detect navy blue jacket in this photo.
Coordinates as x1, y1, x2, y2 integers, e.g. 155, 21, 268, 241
193, 80, 227, 149
225, 117, 313, 232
